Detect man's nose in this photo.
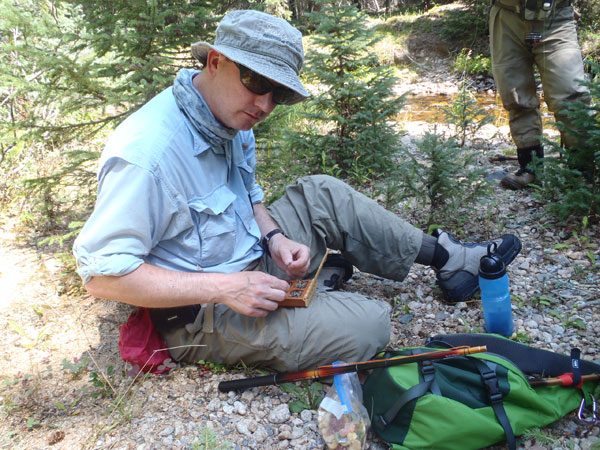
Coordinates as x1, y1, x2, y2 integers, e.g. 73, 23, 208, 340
255, 92, 276, 114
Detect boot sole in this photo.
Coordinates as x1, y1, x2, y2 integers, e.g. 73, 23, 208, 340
438, 235, 522, 304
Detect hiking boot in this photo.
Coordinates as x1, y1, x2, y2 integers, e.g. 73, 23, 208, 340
500, 168, 536, 190
433, 229, 522, 303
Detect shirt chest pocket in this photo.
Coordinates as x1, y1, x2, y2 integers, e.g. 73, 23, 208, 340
188, 185, 237, 268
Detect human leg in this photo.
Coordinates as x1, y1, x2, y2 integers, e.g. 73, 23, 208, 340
490, 6, 545, 189
162, 290, 391, 372
162, 175, 522, 369
266, 174, 423, 281
268, 175, 521, 303
535, 7, 590, 150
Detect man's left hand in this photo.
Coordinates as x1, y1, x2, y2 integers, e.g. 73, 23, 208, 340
268, 234, 310, 279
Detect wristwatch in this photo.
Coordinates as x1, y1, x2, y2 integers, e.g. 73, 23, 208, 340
260, 228, 284, 257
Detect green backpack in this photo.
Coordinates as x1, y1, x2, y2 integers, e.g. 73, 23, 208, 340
363, 333, 599, 450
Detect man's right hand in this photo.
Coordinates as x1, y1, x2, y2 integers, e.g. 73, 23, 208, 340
218, 271, 290, 317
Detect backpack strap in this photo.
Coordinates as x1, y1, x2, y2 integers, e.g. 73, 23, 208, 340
378, 379, 435, 428
472, 358, 516, 450
427, 333, 600, 378
421, 360, 442, 396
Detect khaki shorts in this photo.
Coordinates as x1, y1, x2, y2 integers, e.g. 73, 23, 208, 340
163, 175, 422, 372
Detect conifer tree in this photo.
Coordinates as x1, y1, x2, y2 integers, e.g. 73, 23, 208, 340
286, 0, 405, 185
0, 0, 218, 234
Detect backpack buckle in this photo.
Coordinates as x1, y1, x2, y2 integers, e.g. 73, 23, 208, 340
421, 361, 436, 376
578, 394, 597, 425
480, 370, 504, 404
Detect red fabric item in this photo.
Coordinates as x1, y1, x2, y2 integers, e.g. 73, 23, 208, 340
118, 307, 173, 374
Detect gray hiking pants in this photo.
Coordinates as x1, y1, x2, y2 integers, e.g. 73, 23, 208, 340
163, 175, 423, 372
490, 5, 589, 149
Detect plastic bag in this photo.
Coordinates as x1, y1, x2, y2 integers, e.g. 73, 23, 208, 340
317, 363, 370, 449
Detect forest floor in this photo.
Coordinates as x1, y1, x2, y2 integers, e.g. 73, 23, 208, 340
1, 31, 599, 450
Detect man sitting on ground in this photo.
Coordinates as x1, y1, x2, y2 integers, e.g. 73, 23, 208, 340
73, 10, 522, 372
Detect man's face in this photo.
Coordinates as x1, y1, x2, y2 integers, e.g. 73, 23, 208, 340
210, 55, 278, 131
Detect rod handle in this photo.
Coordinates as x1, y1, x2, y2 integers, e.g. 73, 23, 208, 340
218, 374, 280, 392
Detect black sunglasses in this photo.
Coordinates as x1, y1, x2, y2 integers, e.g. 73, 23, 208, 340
231, 60, 301, 106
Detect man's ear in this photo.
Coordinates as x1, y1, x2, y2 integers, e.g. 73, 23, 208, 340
205, 49, 223, 75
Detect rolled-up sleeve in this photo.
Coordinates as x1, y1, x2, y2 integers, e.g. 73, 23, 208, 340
73, 157, 175, 284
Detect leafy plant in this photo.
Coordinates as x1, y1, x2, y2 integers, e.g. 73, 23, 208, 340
280, 380, 324, 413
548, 310, 587, 331
196, 360, 228, 374
61, 357, 89, 378
54, 390, 86, 416
26, 417, 40, 430
89, 366, 115, 399
254, 103, 309, 204
531, 295, 555, 309
191, 426, 232, 450
512, 331, 532, 344
439, 0, 490, 52
454, 49, 491, 77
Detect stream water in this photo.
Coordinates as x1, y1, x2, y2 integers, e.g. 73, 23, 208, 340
398, 92, 553, 128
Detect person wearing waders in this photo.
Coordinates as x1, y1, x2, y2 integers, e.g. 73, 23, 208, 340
489, 0, 590, 189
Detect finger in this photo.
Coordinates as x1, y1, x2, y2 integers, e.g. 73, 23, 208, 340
246, 308, 269, 318
287, 258, 309, 278
266, 287, 288, 304
269, 277, 291, 292
280, 251, 294, 268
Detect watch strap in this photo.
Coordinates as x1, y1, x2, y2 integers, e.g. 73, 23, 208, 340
260, 228, 283, 257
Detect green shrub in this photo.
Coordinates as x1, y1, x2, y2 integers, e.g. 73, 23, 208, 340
254, 104, 310, 204
441, 82, 494, 147
391, 129, 491, 226
537, 70, 600, 222
454, 49, 492, 78
439, 0, 489, 52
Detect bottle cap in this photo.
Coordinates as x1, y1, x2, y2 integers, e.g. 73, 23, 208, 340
479, 242, 506, 280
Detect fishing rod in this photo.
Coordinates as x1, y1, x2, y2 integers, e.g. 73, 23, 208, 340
529, 373, 600, 388
218, 345, 486, 392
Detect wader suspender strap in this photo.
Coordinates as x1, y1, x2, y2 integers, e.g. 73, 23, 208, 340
472, 358, 516, 450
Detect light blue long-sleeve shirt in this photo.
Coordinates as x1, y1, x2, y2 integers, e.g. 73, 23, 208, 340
73, 70, 265, 284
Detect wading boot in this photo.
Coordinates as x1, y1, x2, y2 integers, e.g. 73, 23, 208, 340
500, 144, 543, 190
500, 168, 536, 190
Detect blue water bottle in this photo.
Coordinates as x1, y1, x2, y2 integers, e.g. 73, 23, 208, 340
478, 243, 514, 337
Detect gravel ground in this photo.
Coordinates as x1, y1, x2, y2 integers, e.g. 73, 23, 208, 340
1, 60, 599, 450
